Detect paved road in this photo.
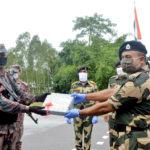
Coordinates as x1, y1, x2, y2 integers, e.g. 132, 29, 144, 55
22, 114, 109, 150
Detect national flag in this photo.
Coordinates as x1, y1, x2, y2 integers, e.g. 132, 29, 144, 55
134, 5, 142, 41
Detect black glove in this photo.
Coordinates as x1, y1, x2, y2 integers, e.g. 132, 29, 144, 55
35, 93, 51, 102
29, 106, 47, 116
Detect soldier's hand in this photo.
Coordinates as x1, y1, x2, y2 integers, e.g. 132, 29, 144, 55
35, 93, 51, 102
66, 118, 72, 124
29, 106, 47, 116
71, 93, 86, 104
92, 116, 98, 124
65, 109, 80, 118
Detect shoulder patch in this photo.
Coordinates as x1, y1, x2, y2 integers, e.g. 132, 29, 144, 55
89, 81, 96, 85
72, 81, 78, 86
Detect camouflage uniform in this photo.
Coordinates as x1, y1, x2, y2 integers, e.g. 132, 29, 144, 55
14, 79, 30, 150
0, 71, 36, 150
108, 65, 150, 149
0, 73, 30, 150
70, 81, 98, 150
107, 75, 128, 150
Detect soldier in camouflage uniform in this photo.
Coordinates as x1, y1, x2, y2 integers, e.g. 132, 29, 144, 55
9, 65, 30, 150
0, 44, 47, 150
70, 66, 98, 150
65, 40, 150, 150
104, 61, 128, 150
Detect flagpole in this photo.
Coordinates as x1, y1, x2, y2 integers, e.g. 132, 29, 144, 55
133, 0, 135, 40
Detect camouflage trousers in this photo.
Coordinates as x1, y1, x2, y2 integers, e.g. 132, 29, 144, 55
0, 124, 17, 150
0, 132, 16, 150
113, 129, 150, 150
109, 126, 118, 150
73, 116, 93, 150
13, 113, 24, 150
108, 115, 118, 150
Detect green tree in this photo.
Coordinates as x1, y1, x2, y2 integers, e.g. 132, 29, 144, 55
7, 32, 57, 94
73, 13, 117, 45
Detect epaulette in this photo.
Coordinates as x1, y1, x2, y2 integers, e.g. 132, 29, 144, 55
72, 81, 78, 86
89, 81, 96, 85
109, 75, 118, 80
129, 72, 143, 79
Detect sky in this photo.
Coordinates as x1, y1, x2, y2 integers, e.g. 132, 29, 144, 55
1, 0, 150, 55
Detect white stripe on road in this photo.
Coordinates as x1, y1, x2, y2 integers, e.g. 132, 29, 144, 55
97, 141, 104, 145
102, 135, 109, 139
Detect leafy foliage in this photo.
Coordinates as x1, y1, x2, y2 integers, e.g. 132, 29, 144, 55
6, 13, 128, 94
7, 32, 57, 94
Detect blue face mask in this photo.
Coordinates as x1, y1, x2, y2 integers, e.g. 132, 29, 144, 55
13, 73, 18, 79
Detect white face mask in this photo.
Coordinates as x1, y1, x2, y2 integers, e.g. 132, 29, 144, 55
79, 73, 88, 82
116, 67, 127, 76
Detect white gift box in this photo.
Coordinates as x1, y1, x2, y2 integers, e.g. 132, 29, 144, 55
42, 93, 74, 115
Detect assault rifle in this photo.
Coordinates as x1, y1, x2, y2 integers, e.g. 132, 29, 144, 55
0, 73, 38, 124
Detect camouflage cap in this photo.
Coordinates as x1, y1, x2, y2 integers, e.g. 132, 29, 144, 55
10, 65, 21, 73
0, 44, 7, 52
78, 66, 88, 73
119, 40, 147, 60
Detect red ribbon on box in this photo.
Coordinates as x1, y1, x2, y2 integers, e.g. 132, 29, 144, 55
44, 102, 53, 116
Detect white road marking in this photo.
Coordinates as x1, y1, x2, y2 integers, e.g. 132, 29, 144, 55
102, 135, 109, 139
97, 141, 104, 145
72, 148, 76, 150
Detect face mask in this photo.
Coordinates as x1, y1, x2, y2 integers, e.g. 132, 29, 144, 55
0, 56, 7, 66
121, 57, 140, 74
79, 73, 88, 82
13, 73, 19, 79
116, 67, 127, 76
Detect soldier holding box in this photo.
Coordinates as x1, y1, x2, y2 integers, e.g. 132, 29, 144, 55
65, 41, 150, 149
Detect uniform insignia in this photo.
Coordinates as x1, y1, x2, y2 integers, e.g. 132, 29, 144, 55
73, 88, 80, 91
126, 44, 131, 49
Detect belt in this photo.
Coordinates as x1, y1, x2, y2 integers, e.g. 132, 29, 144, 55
114, 125, 148, 132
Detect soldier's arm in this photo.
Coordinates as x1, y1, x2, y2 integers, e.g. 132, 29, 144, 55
0, 96, 28, 113
79, 101, 114, 116
76, 80, 138, 116
85, 88, 118, 102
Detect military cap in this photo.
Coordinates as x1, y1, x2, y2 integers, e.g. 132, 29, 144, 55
0, 44, 7, 52
115, 60, 121, 68
78, 66, 88, 73
10, 65, 21, 73
119, 40, 147, 59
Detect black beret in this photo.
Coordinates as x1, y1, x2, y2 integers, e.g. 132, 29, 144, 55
78, 66, 88, 73
115, 60, 120, 68
119, 40, 147, 60
0, 44, 7, 52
